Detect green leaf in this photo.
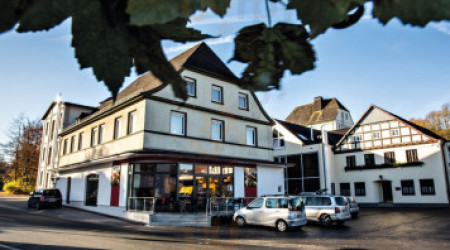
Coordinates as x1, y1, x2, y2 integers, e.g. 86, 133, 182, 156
17, 0, 73, 32
0, 0, 34, 34
129, 27, 186, 99
126, 0, 230, 26
373, 0, 450, 26
71, 0, 132, 99
149, 18, 213, 42
287, 0, 364, 38
231, 23, 315, 91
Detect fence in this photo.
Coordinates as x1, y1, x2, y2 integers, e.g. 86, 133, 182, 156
208, 197, 257, 216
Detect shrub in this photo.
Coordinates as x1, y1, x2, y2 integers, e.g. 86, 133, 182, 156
3, 179, 35, 194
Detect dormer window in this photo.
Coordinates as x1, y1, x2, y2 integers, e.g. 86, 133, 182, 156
239, 93, 248, 110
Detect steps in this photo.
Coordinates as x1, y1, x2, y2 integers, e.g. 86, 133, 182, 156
149, 212, 211, 227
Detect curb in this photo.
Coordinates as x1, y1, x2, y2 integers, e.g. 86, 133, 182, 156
62, 205, 147, 226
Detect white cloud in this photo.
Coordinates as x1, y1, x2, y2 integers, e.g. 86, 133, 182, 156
430, 22, 450, 35
164, 35, 235, 54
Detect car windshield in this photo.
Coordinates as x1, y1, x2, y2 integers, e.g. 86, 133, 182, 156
43, 190, 59, 196
335, 196, 347, 206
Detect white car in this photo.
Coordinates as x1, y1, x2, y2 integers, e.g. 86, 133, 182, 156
233, 196, 307, 232
301, 195, 351, 226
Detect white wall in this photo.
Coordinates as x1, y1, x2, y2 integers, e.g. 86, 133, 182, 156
234, 167, 245, 197
257, 166, 284, 195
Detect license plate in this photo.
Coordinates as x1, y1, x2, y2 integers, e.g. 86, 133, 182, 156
49, 198, 57, 202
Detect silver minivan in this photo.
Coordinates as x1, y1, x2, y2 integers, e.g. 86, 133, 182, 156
233, 196, 307, 232
301, 195, 351, 226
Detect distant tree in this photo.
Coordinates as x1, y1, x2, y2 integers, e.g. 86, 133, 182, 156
1, 115, 42, 190
410, 103, 450, 140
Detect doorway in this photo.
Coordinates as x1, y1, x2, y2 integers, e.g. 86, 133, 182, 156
66, 177, 71, 204
86, 174, 99, 206
381, 181, 393, 203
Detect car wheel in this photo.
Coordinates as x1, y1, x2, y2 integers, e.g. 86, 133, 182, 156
56, 202, 62, 208
276, 220, 288, 232
27, 202, 32, 208
337, 220, 345, 226
36, 202, 41, 210
235, 216, 245, 227
320, 214, 332, 227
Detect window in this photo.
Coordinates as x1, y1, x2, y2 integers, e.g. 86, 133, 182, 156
384, 152, 396, 164
354, 182, 366, 196
63, 139, 68, 155
406, 149, 418, 163
341, 112, 344, 121
91, 127, 98, 146
211, 119, 224, 141
266, 198, 279, 208
420, 179, 435, 195
391, 129, 399, 136
170, 111, 186, 135
114, 117, 121, 139
273, 130, 285, 149
373, 131, 381, 139
185, 77, 196, 97
246, 126, 257, 146
238, 93, 248, 110
42, 147, 46, 162
401, 180, 415, 195
340, 183, 351, 196
354, 135, 362, 142
211, 85, 223, 103
50, 120, 55, 140
364, 154, 375, 166
78, 133, 83, 150
45, 122, 49, 136
128, 111, 137, 134
98, 124, 105, 144
345, 113, 349, 120
70, 135, 76, 153
247, 198, 263, 209
47, 147, 52, 165
346, 156, 356, 167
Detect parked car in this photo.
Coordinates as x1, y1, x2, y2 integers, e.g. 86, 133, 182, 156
233, 196, 307, 232
28, 188, 62, 210
301, 194, 351, 226
346, 196, 360, 218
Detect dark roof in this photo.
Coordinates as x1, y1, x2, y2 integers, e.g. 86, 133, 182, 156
42, 101, 97, 120
275, 119, 322, 144
327, 128, 350, 145
335, 105, 446, 146
101, 42, 239, 108
286, 96, 349, 126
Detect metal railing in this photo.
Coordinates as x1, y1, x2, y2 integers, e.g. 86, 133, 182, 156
128, 197, 155, 212
208, 197, 257, 216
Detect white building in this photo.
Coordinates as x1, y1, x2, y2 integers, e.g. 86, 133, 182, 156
38, 97, 96, 189
332, 105, 450, 206
43, 43, 287, 221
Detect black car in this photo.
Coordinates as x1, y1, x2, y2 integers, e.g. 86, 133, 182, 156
28, 188, 63, 210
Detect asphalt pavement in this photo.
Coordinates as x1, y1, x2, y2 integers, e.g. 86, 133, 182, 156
0, 196, 449, 249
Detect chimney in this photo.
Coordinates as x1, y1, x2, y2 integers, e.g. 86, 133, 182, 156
314, 96, 323, 111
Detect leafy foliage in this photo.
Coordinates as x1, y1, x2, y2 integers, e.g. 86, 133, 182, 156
372, 0, 450, 26
410, 103, 450, 140
287, 0, 365, 38
231, 23, 315, 91
0, 0, 449, 100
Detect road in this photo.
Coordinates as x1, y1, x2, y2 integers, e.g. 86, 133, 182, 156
0, 197, 449, 249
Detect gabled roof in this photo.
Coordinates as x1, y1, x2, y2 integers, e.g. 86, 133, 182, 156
275, 119, 322, 145
335, 105, 445, 147
286, 96, 349, 126
100, 42, 240, 108
42, 101, 97, 120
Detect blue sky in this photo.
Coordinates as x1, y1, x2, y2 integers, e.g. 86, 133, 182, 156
0, 1, 449, 145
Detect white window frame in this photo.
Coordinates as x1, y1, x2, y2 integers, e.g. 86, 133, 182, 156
273, 130, 285, 149
170, 111, 186, 136
78, 133, 83, 150
373, 131, 381, 139
211, 119, 224, 141
211, 85, 223, 103
114, 117, 122, 139
391, 129, 399, 136
91, 127, 98, 146
128, 111, 137, 134
246, 126, 257, 146
98, 124, 105, 144
185, 77, 196, 97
